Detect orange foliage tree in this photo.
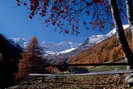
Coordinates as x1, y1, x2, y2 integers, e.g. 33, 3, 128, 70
26, 37, 45, 73
16, 37, 46, 80
15, 52, 30, 80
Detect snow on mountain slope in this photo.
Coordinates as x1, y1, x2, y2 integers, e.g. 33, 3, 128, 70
59, 48, 76, 54
42, 41, 80, 54
10, 38, 79, 55
72, 24, 130, 56
106, 24, 129, 37
68, 25, 131, 65
88, 35, 106, 44
9, 24, 130, 56
10, 38, 28, 48
84, 24, 130, 46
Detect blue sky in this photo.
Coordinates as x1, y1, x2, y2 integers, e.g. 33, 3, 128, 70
0, 0, 110, 43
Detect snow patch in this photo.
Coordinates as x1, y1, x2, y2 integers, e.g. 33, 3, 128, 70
59, 48, 76, 54
88, 35, 106, 44
88, 24, 130, 45
45, 51, 58, 55
106, 24, 129, 37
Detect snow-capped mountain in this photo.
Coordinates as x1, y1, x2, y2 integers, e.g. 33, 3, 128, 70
64, 24, 130, 57
42, 41, 79, 51
9, 24, 130, 57
10, 38, 80, 55
41, 41, 80, 55
59, 48, 76, 54
68, 25, 131, 65
10, 38, 28, 48
81, 24, 130, 47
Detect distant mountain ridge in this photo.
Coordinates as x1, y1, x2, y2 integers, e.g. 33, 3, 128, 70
8, 25, 131, 66
10, 38, 80, 55
41, 41, 80, 54
9, 25, 130, 57
9, 38, 28, 48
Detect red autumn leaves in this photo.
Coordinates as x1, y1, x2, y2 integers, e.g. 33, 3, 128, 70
93, 0, 102, 3
17, 0, 104, 34
29, 0, 102, 18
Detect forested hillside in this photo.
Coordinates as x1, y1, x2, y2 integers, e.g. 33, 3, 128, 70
68, 28, 133, 65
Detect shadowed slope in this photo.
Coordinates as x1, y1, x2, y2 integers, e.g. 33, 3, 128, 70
0, 34, 23, 88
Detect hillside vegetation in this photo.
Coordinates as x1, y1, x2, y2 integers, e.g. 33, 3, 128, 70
68, 28, 133, 65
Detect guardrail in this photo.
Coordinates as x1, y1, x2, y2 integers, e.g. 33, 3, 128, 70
13, 63, 131, 89
29, 62, 132, 76
29, 70, 133, 77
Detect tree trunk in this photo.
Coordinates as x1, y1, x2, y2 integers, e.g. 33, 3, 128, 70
111, 0, 133, 69
126, 0, 133, 42
126, 0, 133, 26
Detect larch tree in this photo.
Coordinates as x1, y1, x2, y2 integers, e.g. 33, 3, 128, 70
16, 0, 133, 69
15, 52, 30, 80
26, 37, 45, 73
16, 37, 45, 80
